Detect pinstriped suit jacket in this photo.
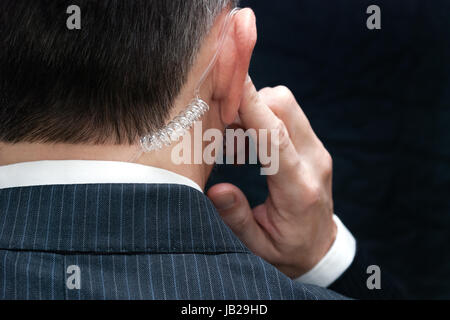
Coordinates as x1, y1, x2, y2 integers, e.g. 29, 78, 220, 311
0, 184, 346, 300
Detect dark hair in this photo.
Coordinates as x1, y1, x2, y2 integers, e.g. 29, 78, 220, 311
0, 0, 236, 144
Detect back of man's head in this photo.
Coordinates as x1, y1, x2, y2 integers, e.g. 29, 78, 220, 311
0, 0, 237, 145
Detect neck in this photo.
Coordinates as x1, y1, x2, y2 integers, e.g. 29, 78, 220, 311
0, 141, 210, 190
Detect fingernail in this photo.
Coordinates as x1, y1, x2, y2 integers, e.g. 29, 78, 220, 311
213, 193, 235, 210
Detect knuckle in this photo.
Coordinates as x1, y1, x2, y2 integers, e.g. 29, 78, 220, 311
248, 90, 261, 108
321, 151, 333, 177
304, 184, 322, 207
259, 86, 274, 95
273, 85, 295, 105
273, 120, 291, 151
231, 211, 251, 233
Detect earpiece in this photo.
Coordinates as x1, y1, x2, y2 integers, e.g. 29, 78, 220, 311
139, 8, 241, 153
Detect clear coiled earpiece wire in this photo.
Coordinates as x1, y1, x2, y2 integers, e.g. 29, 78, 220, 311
130, 7, 240, 161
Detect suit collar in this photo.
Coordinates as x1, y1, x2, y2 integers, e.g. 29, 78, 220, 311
0, 184, 248, 254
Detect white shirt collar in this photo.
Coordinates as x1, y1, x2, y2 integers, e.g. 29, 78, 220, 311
0, 160, 203, 193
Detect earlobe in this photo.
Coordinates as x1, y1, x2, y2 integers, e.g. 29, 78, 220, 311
214, 8, 257, 125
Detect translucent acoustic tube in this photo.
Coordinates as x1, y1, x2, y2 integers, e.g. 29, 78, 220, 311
140, 98, 210, 152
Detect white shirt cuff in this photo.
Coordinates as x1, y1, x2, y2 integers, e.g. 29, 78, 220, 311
294, 214, 356, 287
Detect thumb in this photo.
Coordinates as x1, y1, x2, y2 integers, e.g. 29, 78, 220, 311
207, 183, 268, 251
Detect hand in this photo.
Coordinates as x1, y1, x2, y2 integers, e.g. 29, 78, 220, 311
207, 76, 337, 278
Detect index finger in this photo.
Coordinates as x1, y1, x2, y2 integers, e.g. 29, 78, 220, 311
238, 75, 280, 131
238, 76, 300, 180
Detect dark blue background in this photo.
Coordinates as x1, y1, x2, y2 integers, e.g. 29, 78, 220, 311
207, 0, 450, 299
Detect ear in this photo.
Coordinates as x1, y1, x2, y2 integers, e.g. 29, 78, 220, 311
212, 8, 257, 125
